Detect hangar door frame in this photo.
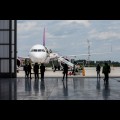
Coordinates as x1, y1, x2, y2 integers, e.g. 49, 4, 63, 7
0, 20, 17, 78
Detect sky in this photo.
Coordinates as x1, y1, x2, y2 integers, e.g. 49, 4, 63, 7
17, 20, 120, 62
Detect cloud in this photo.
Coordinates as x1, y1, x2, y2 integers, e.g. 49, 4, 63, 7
89, 29, 120, 40
98, 32, 120, 39
61, 20, 91, 27
89, 29, 97, 34
108, 26, 119, 30
114, 47, 120, 51
18, 21, 39, 32
46, 32, 67, 40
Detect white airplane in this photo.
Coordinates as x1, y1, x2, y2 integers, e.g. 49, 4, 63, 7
17, 28, 59, 67
29, 44, 59, 63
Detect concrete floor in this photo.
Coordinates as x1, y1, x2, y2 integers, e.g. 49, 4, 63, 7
1, 77, 120, 100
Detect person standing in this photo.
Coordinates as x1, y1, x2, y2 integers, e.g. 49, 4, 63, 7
102, 63, 111, 84
34, 63, 39, 79
28, 62, 32, 79
62, 64, 68, 81
24, 63, 29, 78
40, 63, 45, 81
96, 63, 101, 79
72, 64, 76, 75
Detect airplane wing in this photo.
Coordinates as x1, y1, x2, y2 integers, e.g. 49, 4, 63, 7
17, 56, 30, 67
18, 56, 29, 60
67, 54, 90, 57
90, 52, 112, 55
62, 52, 112, 57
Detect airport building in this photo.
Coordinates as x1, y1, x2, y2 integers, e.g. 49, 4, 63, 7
0, 20, 17, 78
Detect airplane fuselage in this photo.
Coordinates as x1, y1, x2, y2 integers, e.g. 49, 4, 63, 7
29, 44, 59, 64
29, 44, 48, 63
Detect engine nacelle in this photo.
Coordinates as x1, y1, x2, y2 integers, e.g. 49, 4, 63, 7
50, 53, 59, 59
17, 58, 21, 67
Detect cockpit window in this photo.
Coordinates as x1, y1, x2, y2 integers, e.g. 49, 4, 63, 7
38, 49, 45, 52
38, 49, 41, 52
31, 49, 45, 52
31, 49, 37, 52
34, 49, 37, 52
42, 49, 45, 52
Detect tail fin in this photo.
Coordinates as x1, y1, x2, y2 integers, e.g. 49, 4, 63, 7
43, 27, 45, 46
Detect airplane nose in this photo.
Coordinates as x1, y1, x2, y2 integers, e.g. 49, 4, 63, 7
35, 55, 42, 61
33, 53, 46, 63
35, 55, 40, 59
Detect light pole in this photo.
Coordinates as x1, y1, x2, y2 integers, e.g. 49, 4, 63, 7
87, 39, 90, 67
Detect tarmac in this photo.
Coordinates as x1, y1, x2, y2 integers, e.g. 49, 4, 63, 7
0, 67, 120, 100
17, 67, 120, 78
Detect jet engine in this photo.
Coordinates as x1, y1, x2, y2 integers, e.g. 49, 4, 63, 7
17, 58, 21, 67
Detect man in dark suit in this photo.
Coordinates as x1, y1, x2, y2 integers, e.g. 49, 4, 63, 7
34, 63, 39, 79
102, 63, 111, 84
62, 64, 69, 81
40, 63, 45, 81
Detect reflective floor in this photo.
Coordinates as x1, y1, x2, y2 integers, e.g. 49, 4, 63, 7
0, 77, 120, 100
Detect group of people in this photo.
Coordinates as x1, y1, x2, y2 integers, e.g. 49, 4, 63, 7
63, 62, 111, 83
24, 62, 111, 84
24, 62, 69, 81
24, 63, 45, 80
96, 63, 111, 84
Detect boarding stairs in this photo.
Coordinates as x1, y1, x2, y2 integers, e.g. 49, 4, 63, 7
58, 57, 74, 68
58, 57, 81, 75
